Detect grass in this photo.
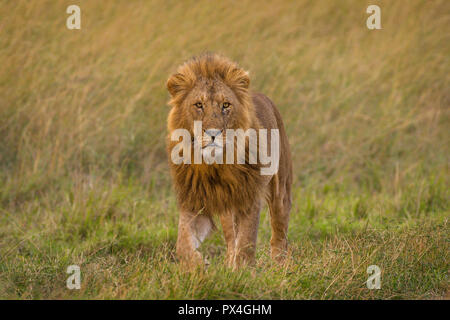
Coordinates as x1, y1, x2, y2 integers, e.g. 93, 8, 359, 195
0, 0, 449, 299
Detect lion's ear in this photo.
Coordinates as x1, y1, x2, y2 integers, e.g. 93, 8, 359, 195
238, 70, 250, 89
227, 69, 250, 91
167, 73, 193, 98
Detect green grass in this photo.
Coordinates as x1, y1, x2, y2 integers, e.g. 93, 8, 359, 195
0, 177, 448, 299
0, 0, 449, 299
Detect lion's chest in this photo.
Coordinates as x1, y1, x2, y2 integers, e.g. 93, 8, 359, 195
172, 164, 265, 215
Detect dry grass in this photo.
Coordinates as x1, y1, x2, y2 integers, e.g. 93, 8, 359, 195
0, 0, 449, 299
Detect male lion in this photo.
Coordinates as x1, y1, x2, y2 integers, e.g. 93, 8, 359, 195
166, 53, 292, 269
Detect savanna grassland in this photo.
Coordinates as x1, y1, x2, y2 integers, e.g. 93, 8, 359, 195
0, 0, 449, 299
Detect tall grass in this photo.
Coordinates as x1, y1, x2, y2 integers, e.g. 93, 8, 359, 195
0, 0, 448, 299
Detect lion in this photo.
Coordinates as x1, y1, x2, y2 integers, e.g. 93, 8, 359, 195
166, 53, 292, 269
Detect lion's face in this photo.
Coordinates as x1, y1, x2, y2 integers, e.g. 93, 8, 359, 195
180, 78, 250, 154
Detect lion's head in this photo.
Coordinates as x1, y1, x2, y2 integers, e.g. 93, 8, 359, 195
166, 53, 258, 159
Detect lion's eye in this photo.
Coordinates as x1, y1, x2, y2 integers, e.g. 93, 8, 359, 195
222, 102, 231, 109
194, 102, 203, 109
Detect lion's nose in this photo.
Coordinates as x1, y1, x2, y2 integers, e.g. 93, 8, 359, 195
204, 129, 223, 141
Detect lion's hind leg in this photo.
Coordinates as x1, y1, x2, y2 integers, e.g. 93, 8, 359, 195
268, 177, 292, 263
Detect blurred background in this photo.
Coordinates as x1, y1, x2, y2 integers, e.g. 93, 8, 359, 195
0, 0, 448, 299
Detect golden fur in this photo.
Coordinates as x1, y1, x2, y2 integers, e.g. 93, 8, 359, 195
166, 53, 292, 268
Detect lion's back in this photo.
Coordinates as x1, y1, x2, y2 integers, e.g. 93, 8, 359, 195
251, 92, 292, 196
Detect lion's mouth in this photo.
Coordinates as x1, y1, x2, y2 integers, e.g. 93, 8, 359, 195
202, 142, 222, 149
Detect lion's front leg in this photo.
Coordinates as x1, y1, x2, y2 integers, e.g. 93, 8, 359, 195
176, 211, 213, 268
232, 201, 261, 270
219, 212, 236, 267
